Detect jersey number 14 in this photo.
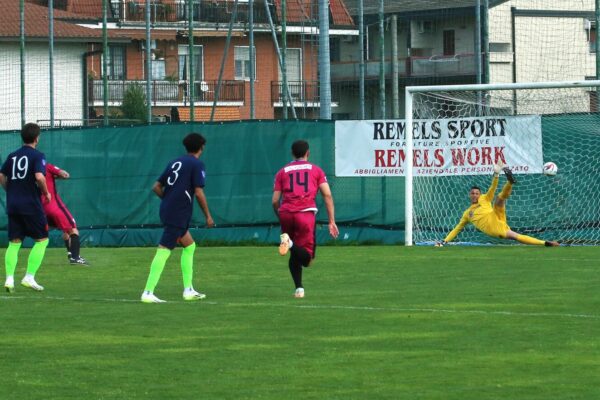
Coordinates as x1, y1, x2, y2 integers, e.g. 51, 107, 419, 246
288, 171, 308, 193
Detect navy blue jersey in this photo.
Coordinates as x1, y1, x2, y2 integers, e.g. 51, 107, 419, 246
157, 155, 206, 228
0, 146, 46, 215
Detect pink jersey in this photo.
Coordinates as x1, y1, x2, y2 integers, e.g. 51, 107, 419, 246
43, 163, 63, 207
274, 160, 327, 213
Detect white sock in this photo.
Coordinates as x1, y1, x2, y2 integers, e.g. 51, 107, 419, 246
25, 273, 34, 280
289, 239, 294, 248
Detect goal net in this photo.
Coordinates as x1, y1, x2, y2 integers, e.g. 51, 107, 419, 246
405, 81, 600, 246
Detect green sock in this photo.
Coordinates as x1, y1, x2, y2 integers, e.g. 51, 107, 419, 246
144, 248, 171, 293
181, 242, 196, 289
26, 239, 49, 277
5, 242, 22, 277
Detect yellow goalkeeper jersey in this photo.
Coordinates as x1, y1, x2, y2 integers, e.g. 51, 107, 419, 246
444, 176, 510, 242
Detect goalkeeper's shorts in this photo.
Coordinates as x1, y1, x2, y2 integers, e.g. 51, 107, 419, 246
480, 220, 511, 239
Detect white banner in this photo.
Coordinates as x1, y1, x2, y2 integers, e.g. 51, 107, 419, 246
335, 116, 543, 177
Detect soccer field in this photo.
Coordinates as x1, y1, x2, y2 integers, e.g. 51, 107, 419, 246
1, 245, 599, 399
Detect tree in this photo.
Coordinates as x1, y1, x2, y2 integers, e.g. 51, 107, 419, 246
121, 83, 148, 123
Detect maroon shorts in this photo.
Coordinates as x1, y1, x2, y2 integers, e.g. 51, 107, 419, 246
44, 202, 76, 233
278, 210, 316, 258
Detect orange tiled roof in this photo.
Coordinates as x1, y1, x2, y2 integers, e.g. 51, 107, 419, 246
273, 0, 354, 27
178, 106, 241, 122
68, 0, 103, 18
0, 0, 124, 41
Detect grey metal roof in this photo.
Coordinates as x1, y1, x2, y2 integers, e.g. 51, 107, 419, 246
342, 0, 509, 17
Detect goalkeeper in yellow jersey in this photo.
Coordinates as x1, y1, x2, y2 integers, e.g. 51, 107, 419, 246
439, 163, 559, 247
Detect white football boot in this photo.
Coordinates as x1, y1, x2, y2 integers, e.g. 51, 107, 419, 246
141, 291, 166, 303
21, 276, 44, 291
183, 288, 206, 301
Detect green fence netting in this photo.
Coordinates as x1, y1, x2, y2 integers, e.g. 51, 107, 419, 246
0, 120, 403, 247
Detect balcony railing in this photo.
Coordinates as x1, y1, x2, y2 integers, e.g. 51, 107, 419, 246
110, 0, 274, 24
27, 0, 69, 10
90, 79, 245, 105
270, 81, 339, 105
331, 53, 477, 81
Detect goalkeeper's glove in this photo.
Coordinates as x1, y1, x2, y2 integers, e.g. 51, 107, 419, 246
493, 162, 504, 175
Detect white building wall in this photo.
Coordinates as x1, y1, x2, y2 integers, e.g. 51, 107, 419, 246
0, 43, 86, 131
489, 0, 596, 84
411, 16, 476, 57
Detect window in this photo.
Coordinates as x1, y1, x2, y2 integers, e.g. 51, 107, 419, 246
330, 38, 341, 62
235, 46, 256, 80
152, 60, 166, 80
178, 45, 203, 81
589, 28, 597, 53
110, 0, 122, 18
489, 42, 511, 52
102, 45, 126, 80
443, 30, 455, 56
278, 48, 302, 81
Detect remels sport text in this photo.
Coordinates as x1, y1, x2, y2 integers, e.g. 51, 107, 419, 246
372, 119, 508, 140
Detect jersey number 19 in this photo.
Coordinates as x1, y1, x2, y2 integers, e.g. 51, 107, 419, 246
11, 156, 29, 180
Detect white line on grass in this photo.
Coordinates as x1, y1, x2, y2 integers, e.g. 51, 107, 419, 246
1, 295, 599, 320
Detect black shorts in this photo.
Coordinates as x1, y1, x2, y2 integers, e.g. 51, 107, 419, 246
159, 225, 188, 250
8, 213, 49, 241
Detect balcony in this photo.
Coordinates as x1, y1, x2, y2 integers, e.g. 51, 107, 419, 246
90, 79, 245, 106
331, 53, 477, 81
27, 0, 69, 10
270, 81, 339, 106
110, 0, 274, 25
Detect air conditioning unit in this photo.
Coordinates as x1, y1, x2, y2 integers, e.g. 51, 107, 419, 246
584, 19, 594, 31
417, 20, 435, 34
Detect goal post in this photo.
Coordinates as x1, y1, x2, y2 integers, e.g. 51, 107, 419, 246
404, 80, 600, 246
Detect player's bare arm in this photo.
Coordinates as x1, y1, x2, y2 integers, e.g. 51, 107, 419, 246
58, 170, 70, 179
194, 187, 214, 227
35, 172, 51, 203
152, 181, 164, 198
319, 182, 339, 239
271, 190, 282, 218
0, 172, 6, 189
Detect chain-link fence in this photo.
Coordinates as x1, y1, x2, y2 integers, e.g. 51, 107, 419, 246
2, 0, 599, 130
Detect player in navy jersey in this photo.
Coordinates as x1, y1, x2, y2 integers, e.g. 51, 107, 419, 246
272, 140, 339, 298
141, 133, 214, 303
0, 123, 51, 292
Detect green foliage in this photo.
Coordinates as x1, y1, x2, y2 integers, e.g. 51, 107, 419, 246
2, 246, 600, 399
120, 83, 148, 123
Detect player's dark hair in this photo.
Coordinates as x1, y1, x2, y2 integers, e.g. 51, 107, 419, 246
21, 123, 41, 144
470, 186, 481, 192
183, 132, 206, 153
291, 140, 309, 159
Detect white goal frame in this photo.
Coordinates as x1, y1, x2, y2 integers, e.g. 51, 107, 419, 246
404, 79, 600, 246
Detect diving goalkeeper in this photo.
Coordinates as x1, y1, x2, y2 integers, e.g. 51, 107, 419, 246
438, 163, 559, 247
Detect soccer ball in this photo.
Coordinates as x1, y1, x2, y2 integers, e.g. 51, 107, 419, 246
543, 161, 558, 176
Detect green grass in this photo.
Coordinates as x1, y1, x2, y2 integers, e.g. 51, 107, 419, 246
1, 245, 600, 399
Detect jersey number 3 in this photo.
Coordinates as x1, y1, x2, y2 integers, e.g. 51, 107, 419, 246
288, 171, 309, 192
167, 161, 182, 185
